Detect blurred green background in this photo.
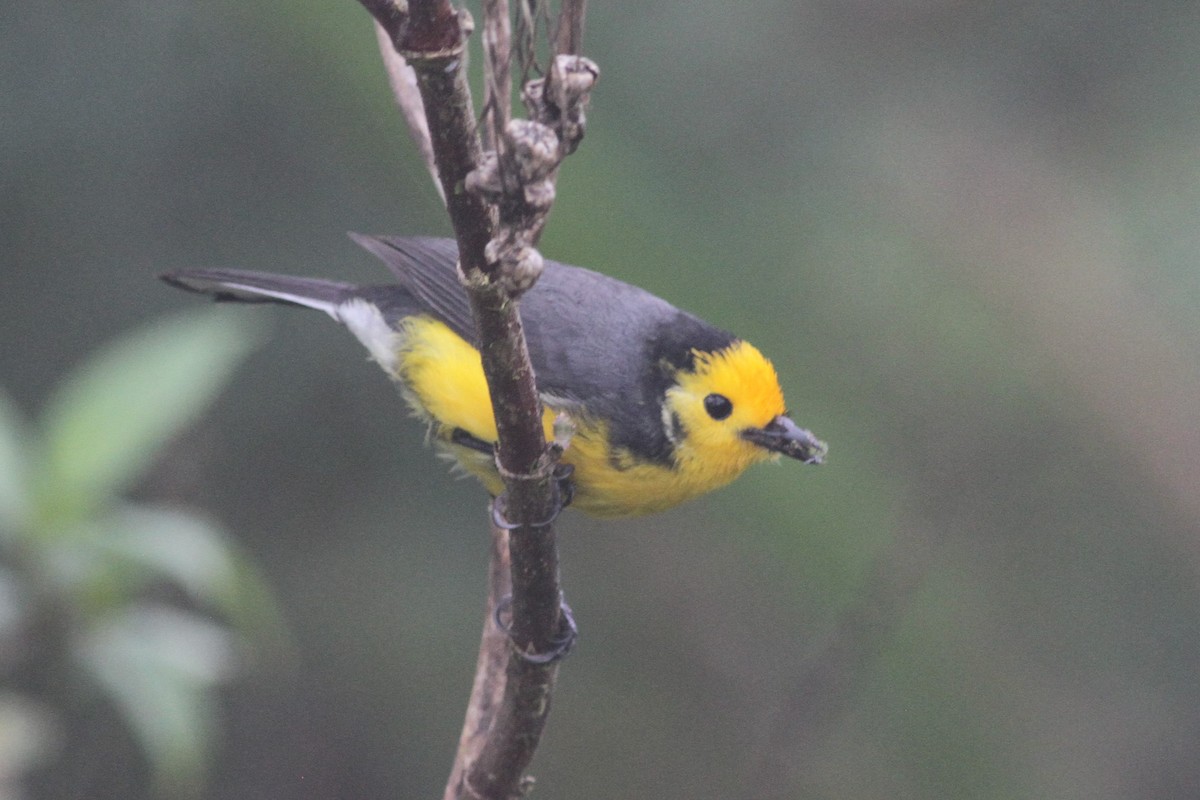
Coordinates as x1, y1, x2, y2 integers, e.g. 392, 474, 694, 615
4, 2, 1200, 798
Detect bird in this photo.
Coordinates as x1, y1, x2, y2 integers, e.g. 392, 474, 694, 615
161, 235, 826, 517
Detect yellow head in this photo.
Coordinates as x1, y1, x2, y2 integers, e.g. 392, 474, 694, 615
664, 340, 786, 482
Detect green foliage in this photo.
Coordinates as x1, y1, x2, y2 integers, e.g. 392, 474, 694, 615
0, 309, 279, 798
35, 310, 259, 527
0, 393, 33, 535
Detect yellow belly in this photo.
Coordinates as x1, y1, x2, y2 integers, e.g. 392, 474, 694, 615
394, 316, 748, 517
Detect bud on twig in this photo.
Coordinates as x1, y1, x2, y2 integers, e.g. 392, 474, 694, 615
505, 119, 559, 183
523, 55, 599, 156
484, 233, 545, 296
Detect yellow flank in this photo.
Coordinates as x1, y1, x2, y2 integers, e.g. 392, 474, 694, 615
395, 316, 788, 517
395, 316, 556, 497
396, 315, 503, 444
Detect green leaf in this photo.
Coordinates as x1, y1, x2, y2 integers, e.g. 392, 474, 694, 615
0, 391, 32, 536
0, 568, 29, 641
98, 505, 288, 651
36, 309, 259, 524
75, 606, 233, 798
0, 692, 59, 777
101, 506, 240, 608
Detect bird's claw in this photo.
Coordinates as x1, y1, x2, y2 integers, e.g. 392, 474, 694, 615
490, 463, 574, 530
493, 594, 578, 664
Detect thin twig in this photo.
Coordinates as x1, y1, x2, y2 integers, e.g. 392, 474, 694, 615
481, 0, 512, 149
514, 0, 548, 85
555, 0, 586, 56
443, 522, 512, 800
372, 21, 445, 203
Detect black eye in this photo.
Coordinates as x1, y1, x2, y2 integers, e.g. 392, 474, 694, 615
704, 393, 733, 420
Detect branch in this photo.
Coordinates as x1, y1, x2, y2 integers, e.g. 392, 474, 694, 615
356, 1, 597, 798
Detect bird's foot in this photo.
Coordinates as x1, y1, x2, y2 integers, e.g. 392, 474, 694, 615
490, 463, 574, 530
493, 594, 578, 664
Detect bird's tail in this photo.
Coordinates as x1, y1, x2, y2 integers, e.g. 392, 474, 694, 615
159, 269, 357, 320
161, 268, 413, 373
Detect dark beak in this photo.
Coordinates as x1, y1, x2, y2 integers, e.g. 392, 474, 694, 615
741, 415, 827, 464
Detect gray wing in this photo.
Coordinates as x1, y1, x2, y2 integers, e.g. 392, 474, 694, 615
349, 232, 695, 398
349, 234, 477, 341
